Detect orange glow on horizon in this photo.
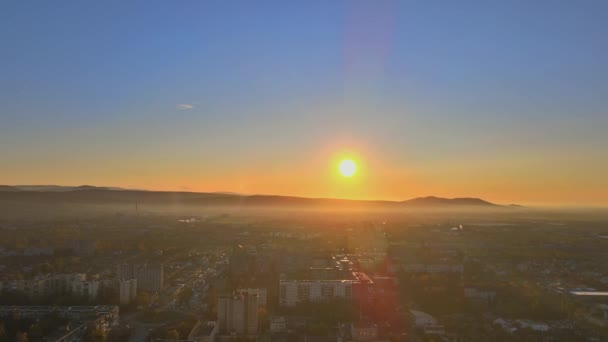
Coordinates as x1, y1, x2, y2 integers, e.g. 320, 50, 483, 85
2, 141, 607, 206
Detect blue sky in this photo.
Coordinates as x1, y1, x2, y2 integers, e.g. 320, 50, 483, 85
1, 1, 607, 204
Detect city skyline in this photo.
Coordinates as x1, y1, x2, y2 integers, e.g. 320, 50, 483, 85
2, 1, 607, 206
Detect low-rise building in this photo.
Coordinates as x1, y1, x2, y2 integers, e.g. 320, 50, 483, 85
464, 287, 496, 302
269, 316, 287, 333
403, 263, 463, 274
350, 322, 379, 341
410, 310, 437, 328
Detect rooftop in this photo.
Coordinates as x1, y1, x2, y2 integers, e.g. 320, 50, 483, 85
281, 271, 373, 284
570, 291, 608, 296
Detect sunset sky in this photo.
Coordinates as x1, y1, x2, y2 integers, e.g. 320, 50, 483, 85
1, 1, 607, 206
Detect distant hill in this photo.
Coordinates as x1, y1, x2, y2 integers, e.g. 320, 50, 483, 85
0, 185, 22, 192
402, 196, 497, 207
2, 185, 129, 192
0, 185, 509, 209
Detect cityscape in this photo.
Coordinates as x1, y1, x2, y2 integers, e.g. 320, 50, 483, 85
2, 1, 607, 341
0, 191, 606, 341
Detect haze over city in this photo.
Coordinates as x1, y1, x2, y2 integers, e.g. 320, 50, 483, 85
3, 2, 608, 342
2, 1, 607, 206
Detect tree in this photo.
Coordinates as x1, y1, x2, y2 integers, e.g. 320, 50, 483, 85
162, 329, 179, 340
107, 326, 131, 342
135, 291, 153, 307
15, 331, 27, 342
307, 322, 329, 336
0, 322, 6, 339
28, 323, 45, 340
177, 286, 193, 306
229, 337, 255, 342
85, 328, 107, 342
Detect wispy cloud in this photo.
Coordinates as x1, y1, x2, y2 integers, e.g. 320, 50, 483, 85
176, 104, 194, 110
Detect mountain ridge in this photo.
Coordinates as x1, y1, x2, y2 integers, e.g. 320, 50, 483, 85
0, 185, 515, 208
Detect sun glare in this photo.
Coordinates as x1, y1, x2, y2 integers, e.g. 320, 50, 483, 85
339, 159, 357, 177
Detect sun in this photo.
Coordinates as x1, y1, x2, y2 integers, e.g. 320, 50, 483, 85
338, 159, 357, 177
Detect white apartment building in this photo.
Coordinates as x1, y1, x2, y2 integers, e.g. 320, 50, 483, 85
217, 292, 258, 335
410, 310, 438, 328
119, 279, 138, 305
116, 263, 163, 293
0, 278, 47, 298
0, 273, 87, 298
279, 280, 354, 307
71, 281, 100, 300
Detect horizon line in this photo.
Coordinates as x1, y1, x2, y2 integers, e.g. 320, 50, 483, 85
4, 183, 608, 208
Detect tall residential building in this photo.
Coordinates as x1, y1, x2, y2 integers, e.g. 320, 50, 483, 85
47, 273, 87, 294
279, 272, 373, 307
0, 273, 87, 298
116, 263, 163, 293
217, 291, 258, 335
116, 264, 135, 280
239, 288, 267, 307
137, 263, 163, 292
119, 279, 138, 305
0, 278, 47, 298
71, 280, 100, 300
